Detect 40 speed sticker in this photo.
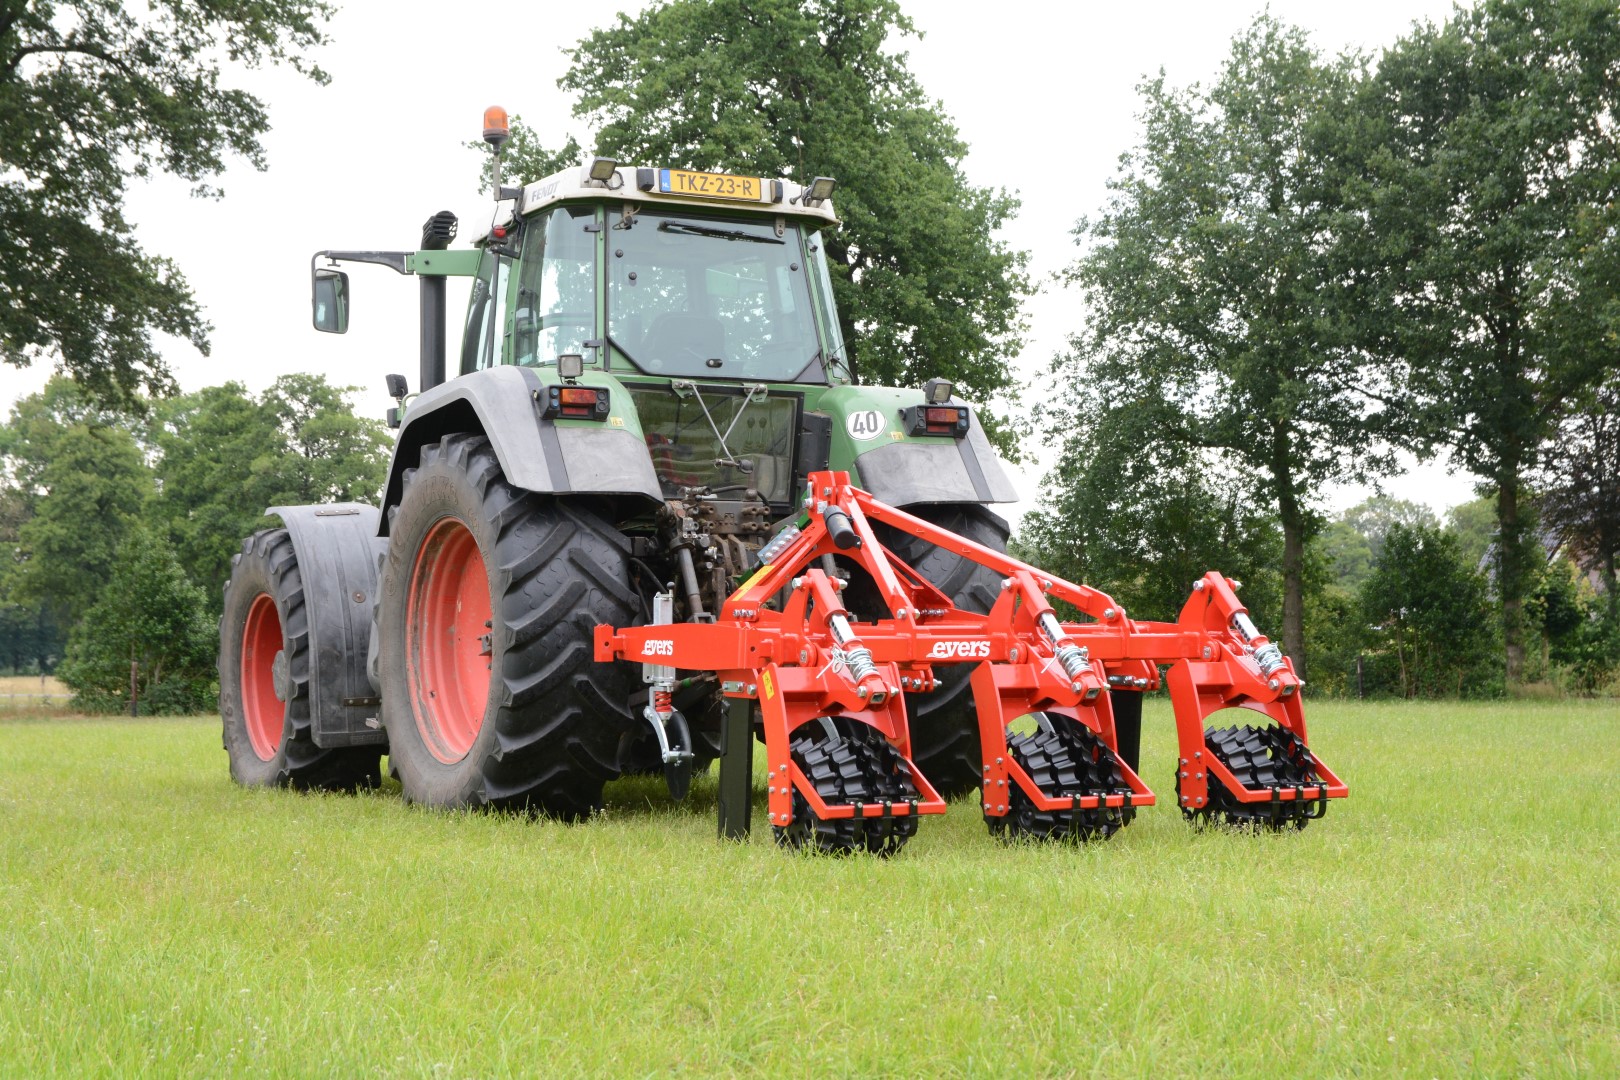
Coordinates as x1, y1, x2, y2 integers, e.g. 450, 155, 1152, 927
846, 409, 886, 441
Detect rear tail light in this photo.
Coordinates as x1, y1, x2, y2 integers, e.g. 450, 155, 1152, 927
902, 404, 971, 437
543, 385, 611, 420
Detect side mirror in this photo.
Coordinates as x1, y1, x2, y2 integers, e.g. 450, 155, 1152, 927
385, 373, 408, 398
312, 267, 350, 333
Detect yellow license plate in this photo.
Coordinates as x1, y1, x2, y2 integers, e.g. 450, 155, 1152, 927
658, 168, 765, 202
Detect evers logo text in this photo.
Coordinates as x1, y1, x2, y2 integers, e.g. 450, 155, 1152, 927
927, 641, 991, 660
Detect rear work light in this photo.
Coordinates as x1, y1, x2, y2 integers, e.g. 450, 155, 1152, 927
901, 404, 971, 438
543, 385, 611, 420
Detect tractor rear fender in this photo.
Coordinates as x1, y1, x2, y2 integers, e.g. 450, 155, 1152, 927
816, 385, 1018, 506
379, 366, 663, 535
266, 502, 389, 748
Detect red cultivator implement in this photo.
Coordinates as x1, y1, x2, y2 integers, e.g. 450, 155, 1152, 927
595, 471, 1347, 853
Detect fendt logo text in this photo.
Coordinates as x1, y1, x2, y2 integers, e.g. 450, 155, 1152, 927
927, 640, 991, 660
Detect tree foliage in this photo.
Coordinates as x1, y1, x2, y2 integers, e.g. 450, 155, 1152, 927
501, 0, 1031, 446
1536, 374, 1620, 618
146, 375, 389, 607
1359, 0, 1620, 680
1360, 524, 1501, 698
0, 0, 335, 404
57, 526, 216, 714
1338, 496, 1440, 561
1018, 408, 1282, 627
2, 374, 387, 689
0, 379, 150, 624
1043, 16, 1391, 674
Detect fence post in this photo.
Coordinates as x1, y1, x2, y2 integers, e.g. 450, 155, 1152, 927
129, 659, 139, 717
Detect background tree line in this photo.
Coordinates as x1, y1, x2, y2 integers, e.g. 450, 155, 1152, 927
0, 376, 387, 712
1023, 0, 1620, 696
2, 0, 1615, 708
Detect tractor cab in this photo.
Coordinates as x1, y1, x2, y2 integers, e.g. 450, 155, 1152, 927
453, 160, 849, 508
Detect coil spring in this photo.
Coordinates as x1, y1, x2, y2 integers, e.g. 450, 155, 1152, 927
652, 688, 674, 715
1252, 642, 1286, 677
841, 645, 877, 683
1054, 642, 1090, 682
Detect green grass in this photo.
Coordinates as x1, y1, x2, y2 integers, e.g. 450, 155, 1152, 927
1, 700, 1616, 1077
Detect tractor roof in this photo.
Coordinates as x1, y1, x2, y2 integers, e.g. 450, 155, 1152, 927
513, 163, 839, 226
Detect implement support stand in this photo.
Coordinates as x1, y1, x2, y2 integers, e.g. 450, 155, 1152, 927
717, 698, 754, 840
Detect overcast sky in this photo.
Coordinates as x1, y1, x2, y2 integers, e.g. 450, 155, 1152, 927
2, 0, 1472, 525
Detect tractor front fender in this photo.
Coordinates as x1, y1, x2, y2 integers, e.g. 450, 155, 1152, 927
817, 386, 1019, 507
266, 502, 389, 748
379, 366, 663, 534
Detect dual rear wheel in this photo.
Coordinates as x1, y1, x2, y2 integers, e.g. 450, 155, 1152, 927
221, 435, 639, 819
219, 530, 382, 790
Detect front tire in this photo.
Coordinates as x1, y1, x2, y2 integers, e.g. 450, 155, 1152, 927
219, 529, 382, 790
376, 434, 639, 818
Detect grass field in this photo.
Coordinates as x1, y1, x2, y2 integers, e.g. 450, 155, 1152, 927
1, 699, 1616, 1077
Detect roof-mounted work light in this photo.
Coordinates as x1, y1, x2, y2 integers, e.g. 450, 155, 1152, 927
803, 176, 837, 206
588, 157, 619, 185
924, 377, 954, 404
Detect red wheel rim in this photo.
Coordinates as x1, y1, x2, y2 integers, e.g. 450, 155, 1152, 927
241, 593, 284, 761
407, 517, 493, 763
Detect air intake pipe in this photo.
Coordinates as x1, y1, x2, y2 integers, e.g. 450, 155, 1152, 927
419, 211, 457, 392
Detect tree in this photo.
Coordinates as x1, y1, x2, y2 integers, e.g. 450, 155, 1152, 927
57, 526, 216, 714
0, 380, 150, 625
146, 382, 281, 604
1360, 523, 1500, 698
0, 480, 65, 674
1339, 496, 1440, 561
1018, 408, 1283, 628
146, 375, 389, 606
1, 0, 335, 404
1445, 496, 1498, 573
259, 374, 390, 505
1360, 0, 1620, 681
1044, 16, 1393, 675
501, 0, 1030, 448
1536, 374, 1620, 621
1318, 521, 1373, 592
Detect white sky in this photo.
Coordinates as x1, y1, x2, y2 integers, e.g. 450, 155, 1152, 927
1, 0, 1474, 526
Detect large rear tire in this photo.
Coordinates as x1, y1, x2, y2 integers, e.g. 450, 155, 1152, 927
870, 504, 1008, 800
376, 434, 638, 818
219, 529, 382, 790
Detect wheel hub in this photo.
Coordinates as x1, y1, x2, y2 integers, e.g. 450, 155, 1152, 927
240, 593, 284, 762
406, 517, 494, 764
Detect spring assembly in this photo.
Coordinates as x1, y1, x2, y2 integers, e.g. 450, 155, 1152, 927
827, 612, 878, 683
652, 687, 674, 716
838, 644, 878, 683
1251, 641, 1287, 676
1230, 612, 1287, 676
1038, 611, 1091, 682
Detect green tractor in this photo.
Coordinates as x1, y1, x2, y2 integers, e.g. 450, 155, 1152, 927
219, 111, 1019, 820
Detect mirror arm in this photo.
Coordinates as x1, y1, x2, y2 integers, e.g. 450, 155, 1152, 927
313, 250, 413, 275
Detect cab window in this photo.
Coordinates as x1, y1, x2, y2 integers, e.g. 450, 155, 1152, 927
513, 205, 597, 367
459, 248, 511, 375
